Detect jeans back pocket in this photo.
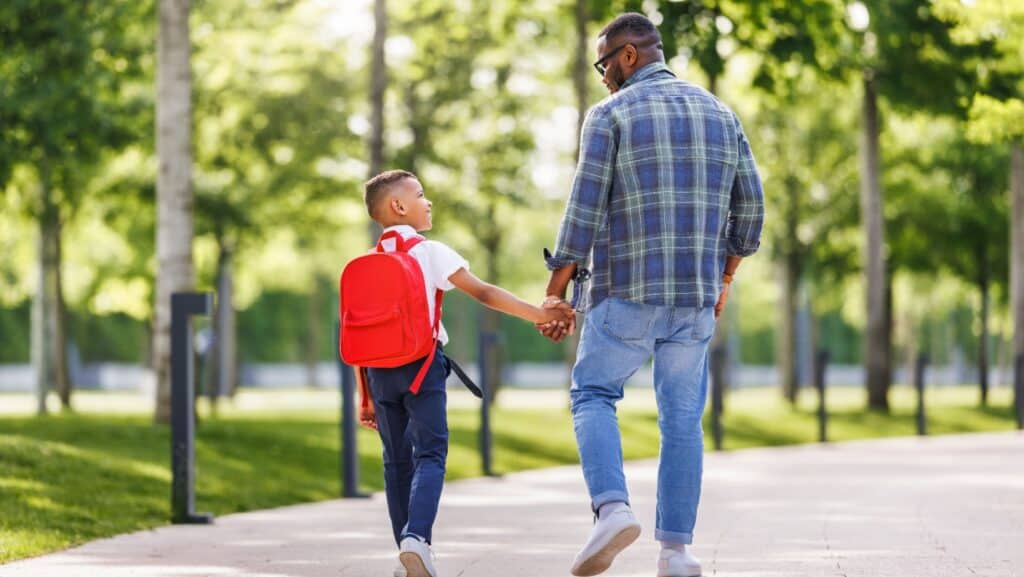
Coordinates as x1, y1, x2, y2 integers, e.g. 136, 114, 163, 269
601, 298, 657, 342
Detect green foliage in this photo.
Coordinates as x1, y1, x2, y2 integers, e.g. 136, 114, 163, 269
0, 303, 30, 363
0, 0, 153, 207
0, 0, 1021, 384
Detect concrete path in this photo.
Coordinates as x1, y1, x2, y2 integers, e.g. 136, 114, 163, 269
2, 432, 1022, 577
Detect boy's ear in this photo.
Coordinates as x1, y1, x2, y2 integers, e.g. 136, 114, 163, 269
390, 196, 405, 215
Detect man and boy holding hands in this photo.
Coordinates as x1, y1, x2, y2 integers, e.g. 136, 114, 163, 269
346, 12, 763, 577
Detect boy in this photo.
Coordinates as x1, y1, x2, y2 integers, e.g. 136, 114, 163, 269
353, 170, 573, 577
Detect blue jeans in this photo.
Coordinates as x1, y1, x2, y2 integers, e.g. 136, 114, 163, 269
571, 298, 716, 545
367, 345, 450, 547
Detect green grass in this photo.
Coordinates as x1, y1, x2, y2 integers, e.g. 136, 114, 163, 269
0, 385, 1018, 563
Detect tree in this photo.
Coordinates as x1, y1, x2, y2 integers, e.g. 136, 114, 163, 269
935, 0, 1024, 408
842, 0, 993, 410
188, 0, 364, 395
0, 1, 151, 413
368, 0, 388, 242
155, 0, 195, 423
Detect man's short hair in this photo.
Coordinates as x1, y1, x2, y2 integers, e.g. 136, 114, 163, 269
364, 169, 417, 219
599, 12, 661, 45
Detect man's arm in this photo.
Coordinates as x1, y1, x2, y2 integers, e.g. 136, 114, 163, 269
540, 108, 617, 341
714, 115, 764, 320
726, 114, 765, 258
545, 107, 617, 285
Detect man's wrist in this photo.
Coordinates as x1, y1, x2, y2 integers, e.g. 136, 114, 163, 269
722, 272, 735, 284
543, 295, 566, 306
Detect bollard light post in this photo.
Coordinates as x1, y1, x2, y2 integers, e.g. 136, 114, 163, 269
336, 321, 369, 499
914, 353, 929, 436
814, 350, 829, 443
1015, 354, 1023, 431
709, 345, 727, 452
171, 292, 214, 525
478, 330, 497, 477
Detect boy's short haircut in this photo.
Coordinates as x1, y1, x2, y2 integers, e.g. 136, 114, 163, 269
364, 169, 417, 220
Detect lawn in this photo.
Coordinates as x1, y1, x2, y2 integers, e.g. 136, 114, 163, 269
0, 384, 1017, 563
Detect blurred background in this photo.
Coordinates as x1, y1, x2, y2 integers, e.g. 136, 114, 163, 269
1, 0, 1022, 418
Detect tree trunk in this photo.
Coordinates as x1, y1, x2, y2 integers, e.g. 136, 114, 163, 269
54, 220, 71, 410
779, 258, 799, 404
1011, 140, 1024, 402
216, 242, 237, 398
860, 73, 889, 411
562, 0, 589, 396
31, 165, 70, 414
305, 276, 321, 388
367, 0, 387, 242
978, 246, 990, 406
481, 215, 503, 405
778, 171, 801, 404
154, 0, 195, 424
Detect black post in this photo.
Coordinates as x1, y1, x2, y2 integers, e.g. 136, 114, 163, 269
914, 353, 929, 436
479, 331, 496, 476
709, 345, 726, 451
814, 349, 829, 443
337, 321, 369, 499
171, 292, 214, 525
1015, 353, 1023, 431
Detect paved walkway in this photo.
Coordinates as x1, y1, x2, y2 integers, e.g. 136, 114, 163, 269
2, 432, 1022, 576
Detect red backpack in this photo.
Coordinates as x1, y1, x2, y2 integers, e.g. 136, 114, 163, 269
339, 230, 442, 395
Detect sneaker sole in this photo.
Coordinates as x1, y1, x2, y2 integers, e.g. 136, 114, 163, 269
571, 523, 642, 577
399, 552, 432, 577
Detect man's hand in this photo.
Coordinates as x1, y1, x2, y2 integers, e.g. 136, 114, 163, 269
358, 404, 378, 431
714, 280, 731, 320
536, 298, 575, 342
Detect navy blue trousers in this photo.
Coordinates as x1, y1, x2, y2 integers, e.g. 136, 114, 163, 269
366, 344, 450, 546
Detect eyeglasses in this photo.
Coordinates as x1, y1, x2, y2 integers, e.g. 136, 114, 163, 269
592, 39, 664, 77
593, 43, 630, 77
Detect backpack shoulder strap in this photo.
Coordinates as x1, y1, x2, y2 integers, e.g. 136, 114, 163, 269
408, 288, 444, 395
376, 230, 426, 253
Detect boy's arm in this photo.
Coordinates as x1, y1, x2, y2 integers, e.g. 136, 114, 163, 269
449, 268, 571, 326
355, 366, 377, 431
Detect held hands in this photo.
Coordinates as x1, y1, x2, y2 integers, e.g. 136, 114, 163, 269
535, 297, 576, 343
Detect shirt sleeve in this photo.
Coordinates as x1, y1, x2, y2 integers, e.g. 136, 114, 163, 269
424, 241, 469, 291
547, 105, 618, 270
727, 113, 765, 257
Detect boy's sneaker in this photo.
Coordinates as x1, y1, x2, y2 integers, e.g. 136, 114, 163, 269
570, 504, 642, 576
399, 536, 438, 577
393, 565, 408, 577
657, 547, 702, 577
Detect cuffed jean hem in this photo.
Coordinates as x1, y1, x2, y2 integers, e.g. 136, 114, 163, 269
591, 490, 630, 513
655, 528, 693, 545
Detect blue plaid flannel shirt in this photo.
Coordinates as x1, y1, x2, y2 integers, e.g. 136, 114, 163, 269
548, 62, 764, 311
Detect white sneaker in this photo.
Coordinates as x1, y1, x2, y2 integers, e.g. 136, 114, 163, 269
570, 506, 642, 576
399, 536, 438, 577
393, 564, 408, 577
657, 547, 702, 577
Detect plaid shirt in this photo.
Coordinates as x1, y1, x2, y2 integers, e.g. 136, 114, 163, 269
548, 62, 764, 310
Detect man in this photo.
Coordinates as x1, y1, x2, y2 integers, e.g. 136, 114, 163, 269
539, 12, 764, 577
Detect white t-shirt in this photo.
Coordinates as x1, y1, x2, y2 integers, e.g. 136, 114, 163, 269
379, 225, 469, 346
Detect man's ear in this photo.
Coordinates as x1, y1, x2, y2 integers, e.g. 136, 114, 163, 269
624, 43, 638, 67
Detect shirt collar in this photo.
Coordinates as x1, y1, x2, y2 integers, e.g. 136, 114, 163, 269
620, 61, 676, 91
382, 224, 418, 238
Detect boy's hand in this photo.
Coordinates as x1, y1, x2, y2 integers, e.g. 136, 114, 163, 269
358, 404, 378, 431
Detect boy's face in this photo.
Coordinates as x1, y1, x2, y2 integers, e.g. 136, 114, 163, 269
391, 177, 432, 231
